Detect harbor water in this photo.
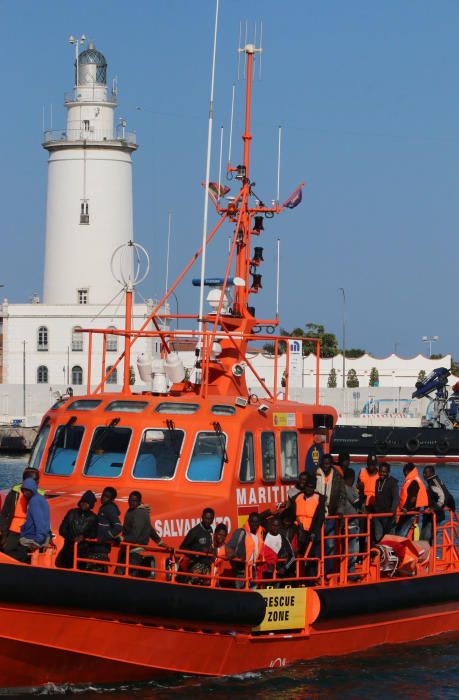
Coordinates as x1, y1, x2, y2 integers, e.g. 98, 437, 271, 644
0, 455, 458, 698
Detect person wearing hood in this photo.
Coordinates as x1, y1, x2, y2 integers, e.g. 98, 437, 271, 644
56, 491, 98, 569
3, 478, 50, 563
116, 491, 166, 577
87, 487, 122, 570
0, 468, 44, 549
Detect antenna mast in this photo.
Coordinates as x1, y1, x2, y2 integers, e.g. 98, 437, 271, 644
197, 0, 220, 338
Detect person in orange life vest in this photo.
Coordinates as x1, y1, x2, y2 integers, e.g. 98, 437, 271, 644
293, 474, 325, 554
227, 512, 264, 589
212, 522, 229, 585
0, 468, 44, 550
258, 515, 295, 583
286, 471, 308, 507
396, 463, 429, 538
357, 454, 379, 511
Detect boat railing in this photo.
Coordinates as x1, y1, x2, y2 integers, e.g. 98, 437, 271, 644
82, 325, 321, 403
65, 509, 459, 590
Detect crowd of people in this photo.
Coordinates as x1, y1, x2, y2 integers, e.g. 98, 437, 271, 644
0, 453, 455, 588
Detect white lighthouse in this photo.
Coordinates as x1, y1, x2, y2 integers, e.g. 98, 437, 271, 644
42, 41, 137, 305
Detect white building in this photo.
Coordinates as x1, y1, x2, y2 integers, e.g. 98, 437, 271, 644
0, 41, 156, 419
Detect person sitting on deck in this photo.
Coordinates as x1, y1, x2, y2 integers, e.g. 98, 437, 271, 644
116, 491, 166, 577
420, 466, 456, 544
227, 512, 264, 589
3, 478, 50, 563
179, 508, 215, 585
56, 490, 98, 569
0, 468, 44, 551
87, 487, 122, 571
316, 456, 345, 574
396, 463, 429, 539
372, 462, 399, 544
258, 515, 295, 584
357, 455, 379, 512
212, 522, 229, 585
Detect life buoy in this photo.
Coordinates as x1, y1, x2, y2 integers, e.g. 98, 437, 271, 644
436, 438, 449, 455
376, 440, 388, 455
405, 438, 420, 454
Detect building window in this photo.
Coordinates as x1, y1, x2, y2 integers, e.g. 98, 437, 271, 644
71, 326, 83, 351
37, 326, 48, 351
106, 365, 118, 384
83, 119, 90, 131
106, 326, 118, 352
78, 288, 88, 305
71, 365, 83, 385
80, 201, 89, 224
37, 365, 48, 384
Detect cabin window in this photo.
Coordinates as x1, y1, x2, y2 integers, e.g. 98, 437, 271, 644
51, 399, 68, 410
239, 432, 255, 483
67, 399, 102, 411
45, 425, 85, 475
155, 402, 200, 414
211, 404, 236, 416
261, 431, 277, 482
280, 431, 299, 481
105, 400, 148, 413
133, 428, 184, 479
84, 426, 132, 477
187, 431, 226, 482
29, 423, 51, 470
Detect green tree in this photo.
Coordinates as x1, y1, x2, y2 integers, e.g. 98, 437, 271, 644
345, 348, 366, 358
452, 358, 459, 375
417, 369, 426, 383
430, 353, 444, 360
369, 367, 379, 387
327, 368, 337, 388
346, 369, 359, 388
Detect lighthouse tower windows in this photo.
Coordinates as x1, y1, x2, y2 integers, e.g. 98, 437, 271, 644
80, 200, 89, 224
77, 289, 88, 305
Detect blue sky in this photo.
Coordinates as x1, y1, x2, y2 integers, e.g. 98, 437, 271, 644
1, 0, 459, 359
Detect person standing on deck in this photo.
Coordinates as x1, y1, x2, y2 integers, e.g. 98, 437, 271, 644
372, 463, 399, 543
316, 456, 346, 573
88, 487, 122, 570
56, 490, 98, 569
227, 512, 264, 588
357, 455, 379, 512
421, 466, 456, 544
116, 491, 166, 577
179, 508, 215, 584
340, 468, 362, 573
396, 463, 428, 538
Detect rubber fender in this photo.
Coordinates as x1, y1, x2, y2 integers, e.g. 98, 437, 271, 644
405, 438, 420, 454
436, 438, 449, 455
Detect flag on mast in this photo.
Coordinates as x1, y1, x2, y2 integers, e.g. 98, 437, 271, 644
282, 184, 304, 209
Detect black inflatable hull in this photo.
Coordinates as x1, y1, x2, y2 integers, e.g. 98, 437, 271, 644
317, 571, 459, 620
0, 563, 266, 627
331, 425, 459, 459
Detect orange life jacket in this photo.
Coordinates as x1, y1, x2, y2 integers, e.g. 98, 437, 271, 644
399, 468, 429, 509
359, 469, 379, 506
212, 544, 227, 581
295, 493, 320, 530
243, 522, 264, 562
9, 488, 28, 534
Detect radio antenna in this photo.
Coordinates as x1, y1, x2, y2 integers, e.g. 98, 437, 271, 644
237, 20, 242, 80
227, 83, 236, 170
198, 0, 220, 341
259, 20, 263, 79
276, 237, 281, 319
244, 20, 248, 78
217, 125, 224, 197
276, 125, 282, 203
165, 211, 172, 295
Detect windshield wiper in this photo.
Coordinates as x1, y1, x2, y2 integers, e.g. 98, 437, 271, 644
166, 419, 181, 459
213, 421, 229, 465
